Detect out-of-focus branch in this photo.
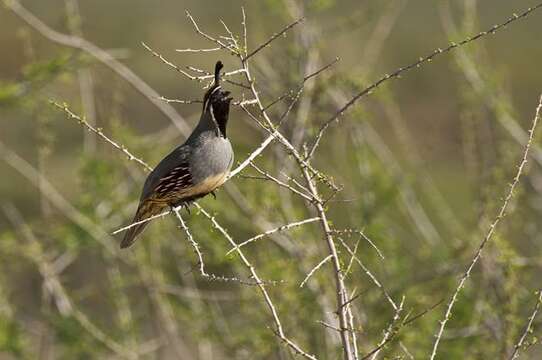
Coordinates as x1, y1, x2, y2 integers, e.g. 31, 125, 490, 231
439, 1, 542, 167
0, 140, 120, 257
65, 0, 97, 153
4, 0, 191, 135
429, 94, 542, 359
308, 2, 542, 158
2, 204, 140, 359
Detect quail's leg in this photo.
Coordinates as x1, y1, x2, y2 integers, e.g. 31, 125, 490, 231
211, 191, 216, 200
169, 200, 190, 215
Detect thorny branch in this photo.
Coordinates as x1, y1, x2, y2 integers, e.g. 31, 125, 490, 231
52, 101, 153, 171
226, 217, 320, 255
509, 290, 542, 360
4, 0, 191, 135
308, 1, 542, 158
429, 94, 542, 359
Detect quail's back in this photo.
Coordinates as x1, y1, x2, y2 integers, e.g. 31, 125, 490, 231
121, 61, 233, 248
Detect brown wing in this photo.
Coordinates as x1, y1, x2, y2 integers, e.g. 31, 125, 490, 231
120, 161, 194, 248
151, 161, 194, 204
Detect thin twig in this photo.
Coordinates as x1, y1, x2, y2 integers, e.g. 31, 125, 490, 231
226, 217, 320, 255
338, 237, 397, 311
368, 296, 405, 360
173, 208, 247, 283
142, 42, 203, 81
509, 290, 542, 360
241, 7, 248, 58
5, 0, 190, 135
244, 17, 304, 60
308, 2, 542, 159
248, 162, 314, 202
158, 96, 203, 104
51, 101, 153, 171
301, 166, 354, 360
185, 11, 237, 53
194, 204, 317, 359
429, 94, 542, 360
300, 255, 333, 288
175, 47, 220, 53
228, 86, 304, 179
331, 229, 385, 260
112, 209, 171, 235
263, 57, 340, 112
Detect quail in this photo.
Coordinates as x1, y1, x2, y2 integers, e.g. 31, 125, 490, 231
121, 61, 234, 248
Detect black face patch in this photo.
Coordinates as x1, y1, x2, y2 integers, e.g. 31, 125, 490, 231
208, 88, 232, 138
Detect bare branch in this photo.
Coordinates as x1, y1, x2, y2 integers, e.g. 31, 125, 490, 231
248, 162, 314, 202
112, 210, 171, 235
185, 11, 237, 53
51, 101, 153, 171
241, 7, 248, 58
331, 229, 385, 260
366, 296, 405, 360
226, 217, 320, 255
245, 17, 304, 60
301, 166, 354, 360
2, 204, 138, 359
300, 255, 333, 288
142, 42, 202, 81
175, 47, 221, 53
158, 96, 202, 104
509, 290, 542, 360
173, 208, 246, 283
338, 237, 397, 311
307, 2, 542, 159
194, 205, 318, 359
429, 94, 542, 360
264, 57, 339, 112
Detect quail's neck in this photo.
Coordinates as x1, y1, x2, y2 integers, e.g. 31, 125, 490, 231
188, 111, 222, 142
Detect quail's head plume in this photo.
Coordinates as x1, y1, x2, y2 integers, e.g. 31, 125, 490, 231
121, 61, 234, 248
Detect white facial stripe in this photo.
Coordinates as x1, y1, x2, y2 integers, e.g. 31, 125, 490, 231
203, 85, 222, 113
209, 103, 221, 136
210, 85, 221, 95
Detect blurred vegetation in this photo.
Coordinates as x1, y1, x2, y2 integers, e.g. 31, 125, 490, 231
1, 0, 542, 359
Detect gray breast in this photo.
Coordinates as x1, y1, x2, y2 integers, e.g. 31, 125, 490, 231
189, 135, 233, 184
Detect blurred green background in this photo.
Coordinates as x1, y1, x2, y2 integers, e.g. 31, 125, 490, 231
1, 0, 542, 359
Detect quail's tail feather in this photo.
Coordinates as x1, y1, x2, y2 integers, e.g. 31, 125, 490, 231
120, 201, 163, 249
120, 219, 147, 249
